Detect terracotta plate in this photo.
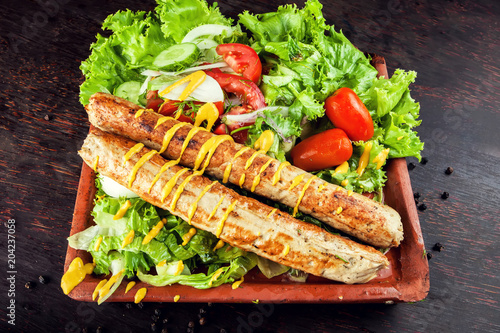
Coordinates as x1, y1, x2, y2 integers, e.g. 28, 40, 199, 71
64, 57, 429, 303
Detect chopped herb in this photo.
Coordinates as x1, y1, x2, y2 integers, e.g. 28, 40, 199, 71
335, 255, 349, 263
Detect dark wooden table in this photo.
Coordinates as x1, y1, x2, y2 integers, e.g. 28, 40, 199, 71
1, 0, 499, 332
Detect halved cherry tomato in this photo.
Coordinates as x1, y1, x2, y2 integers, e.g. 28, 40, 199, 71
216, 43, 262, 84
204, 70, 266, 111
324, 87, 374, 142
145, 90, 164, 112
224, 105, 254, 144
290, 129, 353, 171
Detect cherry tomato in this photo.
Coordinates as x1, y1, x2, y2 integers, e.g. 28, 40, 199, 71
324, 87, 374, 142
204, 70, 266, 110
145, 90, 164, 112
216, 43, 262, 84
290, 129, 353, 171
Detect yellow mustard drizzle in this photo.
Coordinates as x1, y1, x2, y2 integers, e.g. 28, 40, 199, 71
213, 240, 225, 251
129, 150, 157, 187
238, 174, 246, 187
187, 181, 217, 224
232, 277, 244, 290
125, 281, 136, 294
174, 110, 182, 120
356, 141, 373, 176
208, 195, 226, 222
161, 168, 189, 203
292, 176, 316, 217
177, 127, 206, 161
154, 116, 174, 130
336, 207, 343, 214
134, 108, 145, 118
334, 161, 349, 174
123, 143, 144, 165
244, 150, 264, 170
208, 267, 225, 287
174, 295, 181, 302
159, 122, 189, 154
134, 288, 147, 304
142, 220, 165, 245
149, 160, 178, 194
348, 190, 353, 197
267, 208, 278, 218
251, 158, 274, 192
114, 200, 132, 220
157, 260, 167, 267
173, 261, 185, 276
170, 171, 203, 211
98, 268, 125, 300
216, 200, 237, 238
317, 182, 327, 193
61, 257, 95, 295
159, 71, 207, 101
288, 174, 306, 191
194, 102, 219, 131
121, 230, 135, 249
92, 279, 108, 301
182, 228, 197, 246
93, 156, 99, 172
194, 135, 233, 171
341, 179, 349, 187
397, 135, 404, 141
372, 148, 390, 170
282, 244, 290, 256
253, 130, 274, 153
94, 236, 103, 251
272, 161, 291, 185
223, 147, 251, 183
335, 186, 342, 192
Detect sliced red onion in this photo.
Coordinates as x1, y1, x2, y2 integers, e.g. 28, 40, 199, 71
139, 75, 153, 94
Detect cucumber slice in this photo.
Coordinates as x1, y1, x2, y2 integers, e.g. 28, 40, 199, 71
114, 81, 142, 105
153, 43, 200, 71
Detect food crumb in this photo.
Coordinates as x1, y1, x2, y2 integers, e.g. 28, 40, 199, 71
338, 296, 343, 300
433, 243, 444, 252
441, 191, 449, 199
445, 166, 454, 175
408, 162, 416, 170
426, 252, 433, 260
418, 203, 427, 211
44, 114, 52, 121
199, 317, 207, 326
420, 157, 428, 165
38, 275, 48, 284
25, 281, 34, 289
414, 192, 421, 199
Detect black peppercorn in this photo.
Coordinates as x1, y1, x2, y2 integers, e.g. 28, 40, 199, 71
420, 157, 428, 165
414, 192, 421, 199
426, 252, 433, 260
441, 192, 449, 199
418, 203, 427, 211
408, 162, 416, 170
433, 243, 444, 252
25, 281, 34, 289
445, 167, 454, 175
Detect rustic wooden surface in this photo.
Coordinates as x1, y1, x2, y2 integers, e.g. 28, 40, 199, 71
1, 0, 499, 332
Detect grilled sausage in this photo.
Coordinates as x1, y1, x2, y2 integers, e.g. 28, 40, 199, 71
79, 128, 389, 284
86, 92, 403, 248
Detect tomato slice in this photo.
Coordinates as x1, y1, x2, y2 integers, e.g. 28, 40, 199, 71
224, 105, 254, 144
324, 87, 374, 142
213, 123, 228, 135
205, 70, 266, 110
216, 43, 262, 84
290, 129, 353, 171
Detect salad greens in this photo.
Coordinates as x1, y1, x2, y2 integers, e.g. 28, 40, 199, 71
74, 0, 424, 294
